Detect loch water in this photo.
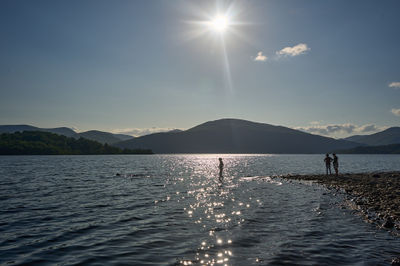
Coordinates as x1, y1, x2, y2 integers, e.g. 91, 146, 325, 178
1, 154, 400, 265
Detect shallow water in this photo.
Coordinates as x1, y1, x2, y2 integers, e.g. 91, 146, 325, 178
1, 154, 400, 265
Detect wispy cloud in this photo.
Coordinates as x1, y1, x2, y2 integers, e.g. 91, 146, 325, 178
295, 123, 386, 136
277, 43, 310, 57
391, 108, 400, 116
254, 51, 267, 62
357, 124, 381, 133
389, 82, 400, 89
111, 127, 182, 137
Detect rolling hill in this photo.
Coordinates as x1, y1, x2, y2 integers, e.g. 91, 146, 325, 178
344, 127, 400, 146
0, 125, 77, 137
0, 125, 134, 144
115, 118, 359, 154
335, 143, 400, 154
78, 130, 134, 144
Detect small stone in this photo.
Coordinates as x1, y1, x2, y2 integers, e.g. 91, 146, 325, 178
392, 257, 400, 266
383, 219, 395, 228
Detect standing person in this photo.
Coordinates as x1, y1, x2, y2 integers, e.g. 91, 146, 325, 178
218, 158, 224, 182
333, 154, 339, 176
324, 154, 333, 175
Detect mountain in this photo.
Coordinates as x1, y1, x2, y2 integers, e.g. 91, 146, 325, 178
0, 125, 135, 144
77, 130, 134, 144
113, 134, 135, 141
167, 129, 183, 133
115, 118, 359, 154
335, 143, 400, 154
0, 125, 77, 137
344, 127, 400, 146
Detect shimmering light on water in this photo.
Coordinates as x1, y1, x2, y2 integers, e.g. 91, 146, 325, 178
1, 154, 400, 265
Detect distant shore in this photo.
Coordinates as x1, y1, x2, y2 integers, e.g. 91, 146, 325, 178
280, 172, 400, 232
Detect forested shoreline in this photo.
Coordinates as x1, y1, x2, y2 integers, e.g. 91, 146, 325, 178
0, 131, 152, 155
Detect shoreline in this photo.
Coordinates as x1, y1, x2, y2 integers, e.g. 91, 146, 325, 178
279, 171, 400, 232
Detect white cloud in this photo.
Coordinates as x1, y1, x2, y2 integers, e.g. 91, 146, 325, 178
111, 127, 183, 137
389, 82, 400, 89
277, 43, 310, 57
357, 124, 380, 133
391, 108, 400, 116
254, 51, 267, 62
295, 123, 386, 136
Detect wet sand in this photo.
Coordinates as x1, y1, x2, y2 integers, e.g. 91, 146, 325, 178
280, 172, 400, 231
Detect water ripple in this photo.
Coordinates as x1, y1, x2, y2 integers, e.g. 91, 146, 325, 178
1, 154, 400, 265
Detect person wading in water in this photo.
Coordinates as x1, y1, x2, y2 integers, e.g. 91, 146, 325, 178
218, 158, 224, 182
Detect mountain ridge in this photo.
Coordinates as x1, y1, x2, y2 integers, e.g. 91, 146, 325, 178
344, 127, 400, 146
0, 125, 134, 144
115, 118, 360, 154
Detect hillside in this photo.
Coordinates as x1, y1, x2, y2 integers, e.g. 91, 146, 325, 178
115, 118, 359, 154
0, 131, 152, 155
78, 130, 133, 144
0, 125, 134, 144
0, 125, 77, 137
344, 127, 400, 146
335, 143, 400, 154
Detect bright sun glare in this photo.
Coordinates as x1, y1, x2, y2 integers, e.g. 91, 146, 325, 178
210, 15, 229, 32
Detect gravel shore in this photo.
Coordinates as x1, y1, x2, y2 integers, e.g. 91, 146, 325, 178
280, 171, 400, 231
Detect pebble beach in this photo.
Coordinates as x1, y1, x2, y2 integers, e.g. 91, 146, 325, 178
281, 172, 400, 232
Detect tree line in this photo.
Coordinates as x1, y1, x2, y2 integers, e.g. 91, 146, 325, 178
0, 131, 153, 155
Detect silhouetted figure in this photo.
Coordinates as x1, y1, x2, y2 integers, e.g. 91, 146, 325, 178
333, 154, 339, 176
324, 154, 333, 175
218, 158, 224, 182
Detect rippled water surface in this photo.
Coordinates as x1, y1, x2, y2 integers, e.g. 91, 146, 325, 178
1, 154, 400, 265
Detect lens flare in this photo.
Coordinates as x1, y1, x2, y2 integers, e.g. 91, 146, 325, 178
210, 15, 229, 32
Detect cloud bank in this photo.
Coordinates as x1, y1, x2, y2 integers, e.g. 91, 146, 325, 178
389, 82, 400, 89
296, 123, 385, 136
254, 51, 267, 62
277, 43, 310, 57
391, 108, 400, 116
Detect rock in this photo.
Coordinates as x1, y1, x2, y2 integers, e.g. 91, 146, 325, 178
372, 174, 381, 178
392, 257, 400, 266
383, 219, 395, 228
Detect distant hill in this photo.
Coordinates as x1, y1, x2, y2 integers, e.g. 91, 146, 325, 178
113, 133, 135, 141
344, 127, 400, 146
0, 131, 152, 155
167, 129, 183, 133
335, 143, 400, 154
0, 125, 77, 137
77, 130, 134, 144
115, 118, 359, 154
0, 125, 135, 144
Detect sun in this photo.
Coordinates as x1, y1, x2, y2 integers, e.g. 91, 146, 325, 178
209, 15, 229, 33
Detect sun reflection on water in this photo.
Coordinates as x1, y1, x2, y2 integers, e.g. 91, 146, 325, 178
162, 155, 284, 265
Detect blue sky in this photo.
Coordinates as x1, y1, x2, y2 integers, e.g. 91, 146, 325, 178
1, 0, 399, 137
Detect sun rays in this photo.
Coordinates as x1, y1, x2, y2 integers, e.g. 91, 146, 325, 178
181, 2, 248, 94
208, 14, 230, 33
